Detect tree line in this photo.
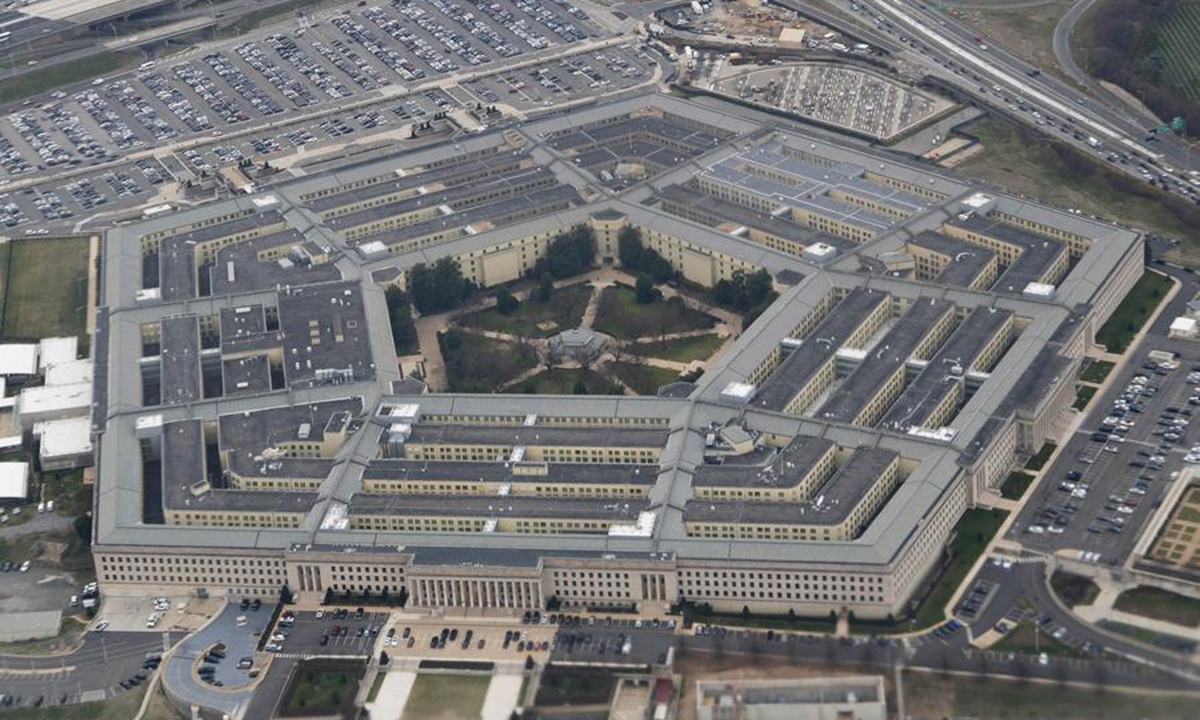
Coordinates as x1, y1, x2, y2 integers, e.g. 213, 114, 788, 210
1078, 0, 1199, 138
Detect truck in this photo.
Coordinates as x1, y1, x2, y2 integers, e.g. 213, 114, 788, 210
1086, 136, 1102, 149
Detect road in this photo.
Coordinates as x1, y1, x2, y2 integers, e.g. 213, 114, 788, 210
0, 630, 183, 708
848, 0, 1198, 199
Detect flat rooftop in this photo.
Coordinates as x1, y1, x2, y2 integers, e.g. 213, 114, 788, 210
684, 447, 898, 527
692, 434, 834, 490
277, 282, 375, 388
404, 424, 671, 449
159, 315, 201, 406
753, 288, 888, 412
880, 306, 1013, 432
908, 231, 997, 289
944, 214, 1068, 293
816, 298, 953, 425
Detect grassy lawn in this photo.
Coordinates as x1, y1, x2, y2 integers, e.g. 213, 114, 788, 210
1, 237, 91, 341
909, 508, 1009, 629
1051, 571, 1101, 608
367, 672, 387, 703
956, 118, 1200, 265
507, 368, 622, 395
1114, 586, 1200, 627
1073, 385, 1097, 411
535, 668, 616, 706
284, 667, 358, 716
401, 674, 489, 720
697, 612, 836, 634
593, 286, 715, 340
42, 469, 89, 518
0, 52, 139, 106
1080, 359, 1115, 384
991, 620, 1086, 658
1000, 471, 1036, 501
1094, 271, 1173, 353
440, 330, 537, 393
606, 361, 680, 395
902, 668, 1199, 720
626, 333, 725, 363
1024, 442, 1057, 472
458, 283, 593, 338
216, 0, 338, 37
949, 0, 1078, 86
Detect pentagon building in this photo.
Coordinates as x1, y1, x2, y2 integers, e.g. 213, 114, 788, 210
90, 92, 1142, 619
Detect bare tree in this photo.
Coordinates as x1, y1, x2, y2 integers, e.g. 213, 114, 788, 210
575, 338, 608, 373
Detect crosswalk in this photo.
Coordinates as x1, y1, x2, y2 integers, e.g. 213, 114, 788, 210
270, 652, 313, 660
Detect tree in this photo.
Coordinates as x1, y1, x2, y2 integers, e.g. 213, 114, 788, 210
379, 651, 390, 665
573, 380, 589, 395
534, 225, 597, 279
535, 272, 555, 303
742, 605, 751, 620
618, 225, 643, 269
324, 588, 334, 604
279, 584, 293, 604
384, 287, 418, 354
635, 274, 660, 304
73, 514, 92, 546
407, 258, 475, 315
496, 287, 519, 315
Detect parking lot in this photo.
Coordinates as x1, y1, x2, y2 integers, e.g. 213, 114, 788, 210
1009, 349, 1200, 563
0, 0, 607, 233
711, 63, 952, 140
463, 43, 658, 110
0, 631, 181, 710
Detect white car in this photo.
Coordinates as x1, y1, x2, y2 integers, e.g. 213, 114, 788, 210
1028, 525, 1046, 534
92, 620, 109, 632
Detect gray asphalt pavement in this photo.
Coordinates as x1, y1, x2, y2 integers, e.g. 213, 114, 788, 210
0, 630, 181, 709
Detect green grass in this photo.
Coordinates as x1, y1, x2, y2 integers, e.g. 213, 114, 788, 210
593, 286, 715, 340
902, 668, 1199, 720
957, 118, 1200, 264
401, 674, 489, 720
440, 330, 537, 393
284, 667, 358, 715
1079, 359, 1115, 384
506, 368, 622, 395
606, 361, 681, 395
1153, 2, 1200, 102
1073, 385, 1097, 411
694, 612, 836, 634
1051, 571, 1101, 608
1000, 471, 1037, 501
458, 283, 592, 338
215, 0, 338, 38
535, 669, 616, 706
909, 508, 1009, 630
367, 673, 386, 703
1, 237, 91, 341
1024, 442, 1057, 472
1094, 271, 1173, 353
0, 52, 139, 106
991, 620, 1086, 658
626, 333, 725, 363
1114, 586, 1200, 627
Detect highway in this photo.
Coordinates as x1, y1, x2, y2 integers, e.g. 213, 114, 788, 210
844, 0, 1199, 202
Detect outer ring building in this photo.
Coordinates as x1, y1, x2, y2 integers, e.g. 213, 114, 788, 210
89, 91, 1143, 620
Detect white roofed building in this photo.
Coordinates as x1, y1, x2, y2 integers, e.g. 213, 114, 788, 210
0, 462, 29, 501
35, 416, 93, 471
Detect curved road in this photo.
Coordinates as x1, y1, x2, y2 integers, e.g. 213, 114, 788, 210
1051, 0, 1162, 129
